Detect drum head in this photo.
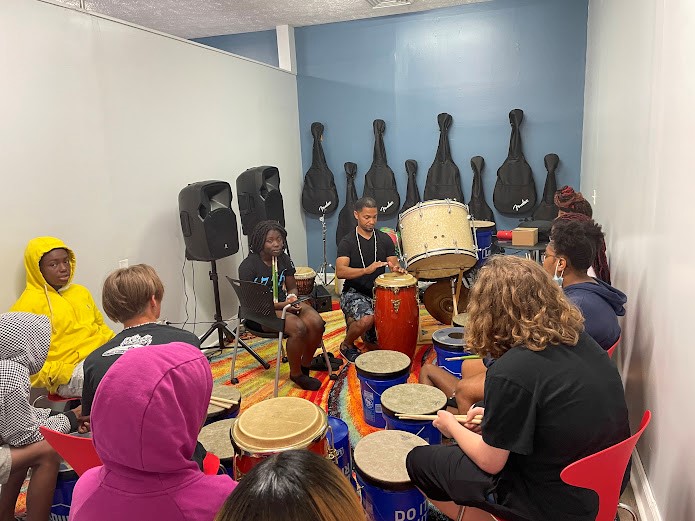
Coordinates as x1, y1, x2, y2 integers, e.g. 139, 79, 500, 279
232, 397, 327, 453
471, 220, 496, 231
374, 272, 417, 289
423, 280, 469, 325
354, 430, 428, 488
452, 313, 469, 328
381, 384, 447, 416
432, 327, 466, 350
294, 267, 316, 280
355, 351, 411, 379
198, 419, 236, 460
207, 384, 242, 417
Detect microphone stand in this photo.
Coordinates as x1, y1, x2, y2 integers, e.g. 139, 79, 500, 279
315, 207, 335, 286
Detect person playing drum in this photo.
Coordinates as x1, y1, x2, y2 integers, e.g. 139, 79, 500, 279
238, 221, 326, 391
336, 197, 405, 362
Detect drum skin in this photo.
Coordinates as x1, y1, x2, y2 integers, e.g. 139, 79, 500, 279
374, 274, 419, 360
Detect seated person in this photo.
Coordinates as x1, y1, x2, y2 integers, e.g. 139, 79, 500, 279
406, 256, 630, 521
238, 221, 326, 391
335, 197, 404, 362
215, 449, 366, 521
543, 218, 626, 350
11, 237, 114, 396
0, 312, 82, 521
69, 343, 236, 521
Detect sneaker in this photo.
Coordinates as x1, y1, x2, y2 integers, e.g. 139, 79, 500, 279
340, 343, 361, 363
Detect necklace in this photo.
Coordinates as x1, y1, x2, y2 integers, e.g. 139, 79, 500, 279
123, 321, 158, 331
356, 227, 377, 269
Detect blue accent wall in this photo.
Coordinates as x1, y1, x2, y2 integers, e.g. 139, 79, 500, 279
296, 0, 588, 268
194, 30, 278, 67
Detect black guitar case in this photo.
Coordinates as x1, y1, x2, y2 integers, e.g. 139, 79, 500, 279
400, 160, 421, 214
301, 122, 339, 216
336, 162, 359, 247
493, 109, 537, 215
424, 113, 464, 202
363, 119, 400, 216
467, 156, 495, 222
531, 153, 560, 221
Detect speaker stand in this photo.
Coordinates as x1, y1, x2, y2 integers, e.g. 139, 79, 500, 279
198, 260, 270, 371
314, 211, 335, 286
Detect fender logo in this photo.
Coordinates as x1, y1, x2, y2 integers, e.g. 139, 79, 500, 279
380, 201, 394, 212
513, 199, 529, 212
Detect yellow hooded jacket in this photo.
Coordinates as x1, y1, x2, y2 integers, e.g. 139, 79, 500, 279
10, 237, 114, 392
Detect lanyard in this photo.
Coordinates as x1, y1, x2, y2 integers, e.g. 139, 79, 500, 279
356, 228, 377, 269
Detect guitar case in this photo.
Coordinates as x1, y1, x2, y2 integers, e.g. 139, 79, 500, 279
424, 113, 464, 202
363, 119, 400, 216
531, 153, 560, 221
493, 109, 537, 215
301, 122, 339, 216
467, 156, 495, 223
336, 162, 359, 247
400, 160, 421, 214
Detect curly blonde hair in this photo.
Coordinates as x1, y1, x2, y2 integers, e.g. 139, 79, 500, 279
464, 255, 584, 358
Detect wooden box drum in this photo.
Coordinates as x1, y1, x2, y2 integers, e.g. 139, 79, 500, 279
294, 267, 317, 296
380, 384, 447, 444
353, 430, 429, 521
374, 272, 419, 360
399, 200, 477, 279
205, 384, 241, 426
230, 397, 329, 479
198, 418, 236, 475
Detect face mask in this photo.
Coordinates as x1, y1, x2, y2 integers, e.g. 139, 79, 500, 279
553, 260, 564, 287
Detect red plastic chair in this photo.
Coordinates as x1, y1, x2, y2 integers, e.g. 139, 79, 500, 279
202, 452, 221, 476
606, 336, 621, 359
493, 410, 651, 521
39, 427, 102, 476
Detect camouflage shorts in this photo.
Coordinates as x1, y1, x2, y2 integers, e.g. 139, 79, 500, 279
340, 288, 377, 344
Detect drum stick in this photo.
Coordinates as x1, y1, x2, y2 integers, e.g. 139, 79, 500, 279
395, 414, 483, 425
450, 278, 458, 318
444, 354, 481, 362
209, 396, 239, 407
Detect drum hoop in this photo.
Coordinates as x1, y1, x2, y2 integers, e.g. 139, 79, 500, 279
406, 249, 477, 265
374, 280, 417, 290
354, 464, 417, 492
380, 402, 445, 418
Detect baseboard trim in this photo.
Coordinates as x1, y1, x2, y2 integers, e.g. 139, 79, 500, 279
630, 449, 662, 521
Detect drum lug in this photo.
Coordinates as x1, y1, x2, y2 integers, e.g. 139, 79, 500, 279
392, 299, 401, 313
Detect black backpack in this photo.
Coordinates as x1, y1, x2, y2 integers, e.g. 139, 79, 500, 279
467, 156, 495, 223
301, 122, 339, 215
531, 154, 560, 221
336, 162, 359, 247
493, 109, 537, 215
400, 160, 421, 214
424, 113, 464, 202
363, 119, 400, 216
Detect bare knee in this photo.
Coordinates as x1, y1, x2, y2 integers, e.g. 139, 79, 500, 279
419, 364, 433, 384
285, 317, 308, 337
356, 315, 373, 330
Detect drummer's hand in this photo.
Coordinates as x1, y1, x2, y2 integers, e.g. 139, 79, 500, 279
389, 263, 406, 274
78, 419, 91, 434
364, 261, 388, 274
433, 410, 461, 439
464, 406, 485, 434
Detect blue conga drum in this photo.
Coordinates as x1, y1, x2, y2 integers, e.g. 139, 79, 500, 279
381, 384, 447, 445
205, 384, 241, 426
51, 461, 77, 521
432, 327, 470, 378
356, 351, 411, 428
354, 430, 429, 521
198, 418, 236, 476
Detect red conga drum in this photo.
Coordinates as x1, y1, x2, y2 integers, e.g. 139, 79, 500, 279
374, 273, 419, 360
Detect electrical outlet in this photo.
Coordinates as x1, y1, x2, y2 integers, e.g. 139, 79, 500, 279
119, 259, 129, 268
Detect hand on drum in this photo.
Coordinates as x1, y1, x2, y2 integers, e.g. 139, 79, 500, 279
365, 261, 388, 274
388, 263, 407, 274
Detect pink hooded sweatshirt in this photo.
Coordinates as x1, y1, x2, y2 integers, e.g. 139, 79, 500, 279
69, 343, 236, 521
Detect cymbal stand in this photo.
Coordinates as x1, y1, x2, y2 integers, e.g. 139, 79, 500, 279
314, 209, 335, 286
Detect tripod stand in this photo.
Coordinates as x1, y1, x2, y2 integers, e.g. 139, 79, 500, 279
198, 260, 270, 370
314, 209, 335, 286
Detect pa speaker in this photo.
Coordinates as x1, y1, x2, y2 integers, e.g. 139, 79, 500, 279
236, 166, 285, 237
179, 180, 239, 261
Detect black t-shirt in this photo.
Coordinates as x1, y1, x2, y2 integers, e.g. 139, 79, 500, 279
337, 229, 396, 297
481, 332, 630, 521
82, 323, 201, 416
238, 252, 296, 301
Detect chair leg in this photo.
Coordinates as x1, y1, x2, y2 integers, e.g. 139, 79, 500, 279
282, 343, 288, 363
617, 503, 639, 521
230, 317, 241, 384
274, 332, 285, 398
320, 341, 337, 381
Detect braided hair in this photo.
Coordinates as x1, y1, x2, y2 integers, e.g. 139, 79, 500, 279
249, 220, 287, 255
552, 213, 611, 284
554, 185, 593, 217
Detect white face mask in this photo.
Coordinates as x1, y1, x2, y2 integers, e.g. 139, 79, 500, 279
553, 260, 564, 287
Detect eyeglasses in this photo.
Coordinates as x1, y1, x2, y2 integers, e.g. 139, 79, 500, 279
541, 252, 556, 262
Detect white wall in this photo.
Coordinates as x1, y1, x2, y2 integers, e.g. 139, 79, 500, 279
0, 0, 305, 332
582, 0, 695, 518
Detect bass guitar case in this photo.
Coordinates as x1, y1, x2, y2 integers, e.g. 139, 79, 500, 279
424, 113, 464, 202
400, 159, 421, 214
363, 119, 400, 216
531, 153, 560, 221
493, 109, 537, 215
301, 122, 339, 216
336, 162, 359, 247
467, 156, 495, 223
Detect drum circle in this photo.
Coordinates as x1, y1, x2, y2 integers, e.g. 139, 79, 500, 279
355, 351, 411, 428
381, 384, 447, 444
432, 327, 471, 378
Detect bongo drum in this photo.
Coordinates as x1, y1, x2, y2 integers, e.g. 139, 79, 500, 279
354, 430, 429, 521
399, 200, 477, 279
355, 351, 411, 428
51, 461, 78, 521
205, 384, 241, 426
381, 384, 447, 444
471, 220, 496, 267
231, 397, 329, 479
327, 416, 353, 485
432, 327, 471, 378
198, 418, 236, 475
294, 267, 316, 296
374, 273, 419, 360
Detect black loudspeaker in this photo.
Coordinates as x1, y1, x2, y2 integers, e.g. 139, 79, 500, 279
179, 181, 239, 261
236, 166, 285, 237
311, 285, 333, 313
